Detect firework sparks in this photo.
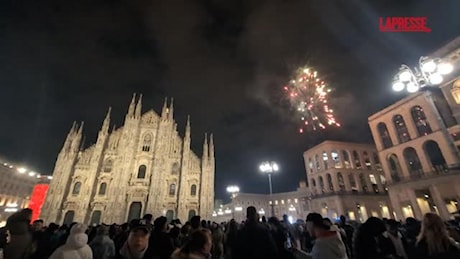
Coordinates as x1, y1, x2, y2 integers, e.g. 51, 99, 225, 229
283, 66, 340, 133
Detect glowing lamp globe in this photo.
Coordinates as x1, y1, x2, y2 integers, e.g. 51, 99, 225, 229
429, 73, 443, 85
438, 63, 453, 75
392, 81, 405, 92
421, 60, 437, 73
399, 71, 412, 82
406, 82, 419, 93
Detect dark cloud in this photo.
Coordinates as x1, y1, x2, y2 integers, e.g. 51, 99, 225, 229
0, 0, 459, 201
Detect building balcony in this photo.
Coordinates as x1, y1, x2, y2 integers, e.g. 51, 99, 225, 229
388, 164, 460, 186
308, 190, 388, 199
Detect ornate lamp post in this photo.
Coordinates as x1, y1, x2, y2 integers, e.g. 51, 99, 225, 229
259, 161, 279, 216
392, 56, 454, 93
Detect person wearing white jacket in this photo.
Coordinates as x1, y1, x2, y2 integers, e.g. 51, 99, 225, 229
49, 223, 93, 259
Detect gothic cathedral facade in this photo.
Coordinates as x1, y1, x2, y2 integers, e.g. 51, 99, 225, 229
40, 94, 215, 225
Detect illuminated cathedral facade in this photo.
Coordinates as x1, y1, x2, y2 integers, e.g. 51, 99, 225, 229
41, 94, 215, 225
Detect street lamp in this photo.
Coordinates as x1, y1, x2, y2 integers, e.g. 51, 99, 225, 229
392, 56, 454, 93
226, 185, 240, 199
259, 161, 279, 216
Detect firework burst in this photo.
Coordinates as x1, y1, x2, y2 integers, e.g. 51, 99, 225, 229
283, 66, 340, 133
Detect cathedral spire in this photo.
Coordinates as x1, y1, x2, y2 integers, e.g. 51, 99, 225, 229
77, 121, 84, 135
209, 133, 214, 159
71, 121, 83, 152
135, 94, 142, 118
101, 107, 111, 134
202, 133, 208, 161
127, 93, 136, 118
169, 98, 174, 120
161, 97, 168, 119
185, 115, 191, 139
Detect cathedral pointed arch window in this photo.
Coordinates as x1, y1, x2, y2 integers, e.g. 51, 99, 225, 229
411, 106, 432, 136
393, 115, 411, 143
72, 182, 81, 195
137, 165, 146, 179
169, 183, 176, 196
142, 133, 152, 152
190, 184, 197, 196
377, 122, 393, 149
103, 159, 113, 173
98, 183, 107, 195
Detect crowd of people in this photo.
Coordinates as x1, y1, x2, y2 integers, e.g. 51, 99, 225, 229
1, 206, 460, 258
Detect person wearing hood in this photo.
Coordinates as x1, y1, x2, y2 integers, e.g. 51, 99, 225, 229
4, 208, 34, 258
116, 219, 154, 259
306, 213, 347, 259
49, 223, 93, 259
89, 225, 115, 259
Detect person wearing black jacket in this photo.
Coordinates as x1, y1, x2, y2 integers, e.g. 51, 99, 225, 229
233, 206, 278, 258
146, 216, 175, 258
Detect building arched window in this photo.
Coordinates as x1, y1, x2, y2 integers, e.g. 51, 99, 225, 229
349, 174, 357, 192
322, 151, 329, 169
337, 173, 345, 191
72, 182, 81, 195
377, 122, 393, 149
359, 173, 368, 192
169, 183, 176, 196
403, 147, 423, 176
331, 150, 341, 168
373, 152, 382, 171
326, 173, 334, 191
103, 159, 113, 173
142, 134, 152, 152
342, 150, 351, 168
137, 165, 146, 179
190, 184, 197, 196
352, 151, 362, 169
315, 155, 321, 171
411, 106, 432, 136
363, 152, 372, 170
319, 176, 325, 194
98, 183, 107, 195
308, 158, 313, 173
393, 115, 411, 143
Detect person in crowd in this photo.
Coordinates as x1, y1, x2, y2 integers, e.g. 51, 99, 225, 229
32, 219, 45, 232
114, 223, 129, 252
146, 216, 175, 258
169, 225, 182, 248
190, 216, 202, 234
353, 217, 392, 258
49, 223, 93, 259
267, 216, 295, 258
171, 229, 213, 259
211, 223, 224, 259
401, 216, 421, 254
142, 214, 154, 230
282, 214, 301, 249
382, 219, 408, 258
232, 206, 278, 258
414, 212, 460, 258
306, 213, 347, 259
338, 215, 354, 258
4, 208, 34, 258
31, 223, 60, 258
224, 219, 238, 258
89, 225, 116, 259
116, 219, 153, 259
180, 223, 192, 246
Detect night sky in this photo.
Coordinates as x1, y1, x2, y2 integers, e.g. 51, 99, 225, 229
1, 0, 459, 202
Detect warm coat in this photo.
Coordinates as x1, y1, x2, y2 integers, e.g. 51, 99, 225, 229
4, 210, 33, 258
232, 220, 278, 258
89, 235, 115, 259
49, 223, 93, 259
311, 231, 348, 259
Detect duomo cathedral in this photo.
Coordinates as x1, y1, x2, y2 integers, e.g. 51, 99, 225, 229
41, 94, 215, 225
